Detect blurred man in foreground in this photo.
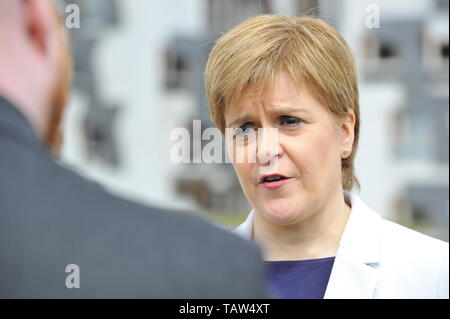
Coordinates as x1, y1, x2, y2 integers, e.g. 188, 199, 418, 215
0, 0, 267, 298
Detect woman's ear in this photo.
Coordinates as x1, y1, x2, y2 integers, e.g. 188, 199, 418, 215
340, 108, 356, 154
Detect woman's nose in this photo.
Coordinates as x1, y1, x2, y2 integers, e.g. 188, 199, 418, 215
256, 127, 282, 165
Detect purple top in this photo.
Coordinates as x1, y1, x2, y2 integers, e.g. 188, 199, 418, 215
265, 256, 335, 299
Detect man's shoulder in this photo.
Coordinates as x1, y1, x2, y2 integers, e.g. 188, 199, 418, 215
56, 159, 261, 253
41, 148, 262, 258
0, 137, 266, 297
1, 128, 259, 253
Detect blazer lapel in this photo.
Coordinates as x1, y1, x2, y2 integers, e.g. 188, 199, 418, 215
234, 210, 254, 240
324, 247, 378, 298
324, 193, 382, 299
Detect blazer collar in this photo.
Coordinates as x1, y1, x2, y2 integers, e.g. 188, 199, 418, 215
0, 95, 44, 150
235, 209, 254, 240
324, 192, 381, 298
337, 191, 381, 265
234, 192, 382, 298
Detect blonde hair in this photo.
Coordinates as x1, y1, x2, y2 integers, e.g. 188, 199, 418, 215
204, 15, 360, 191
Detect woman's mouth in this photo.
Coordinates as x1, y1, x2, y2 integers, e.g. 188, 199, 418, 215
259, 174, 291, 189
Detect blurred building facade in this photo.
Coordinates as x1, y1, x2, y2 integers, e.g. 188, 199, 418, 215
59, 0, 448, 240
348, 0, 449, 240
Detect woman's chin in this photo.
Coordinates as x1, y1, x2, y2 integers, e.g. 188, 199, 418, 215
260, 199, 302, 225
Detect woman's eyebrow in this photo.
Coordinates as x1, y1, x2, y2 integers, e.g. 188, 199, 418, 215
227, 107, 310, 127
227, 115, 252, 128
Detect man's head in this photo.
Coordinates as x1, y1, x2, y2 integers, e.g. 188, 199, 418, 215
0, 0, 71, 152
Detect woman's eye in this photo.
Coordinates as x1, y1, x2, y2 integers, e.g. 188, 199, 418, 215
280, 116, 302, 126
235, 123, 256, 136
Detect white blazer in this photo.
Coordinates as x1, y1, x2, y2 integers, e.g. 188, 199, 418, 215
234, 192, 449, 299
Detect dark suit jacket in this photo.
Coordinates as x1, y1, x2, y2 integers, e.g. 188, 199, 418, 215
0, 96, 267, 298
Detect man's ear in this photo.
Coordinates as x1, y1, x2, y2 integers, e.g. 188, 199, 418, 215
341, 108, 356, 152
23, 0, 54, 56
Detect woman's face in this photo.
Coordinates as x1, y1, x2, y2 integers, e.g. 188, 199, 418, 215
224, 72, 355, 226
